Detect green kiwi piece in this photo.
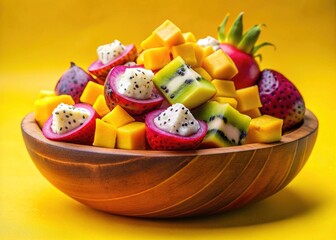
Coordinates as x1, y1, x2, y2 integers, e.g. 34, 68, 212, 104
193, 101, 251, 147
153, 56, 216, 109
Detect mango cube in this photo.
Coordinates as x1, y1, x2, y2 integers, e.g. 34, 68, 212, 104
183, 32, 197, 42
245, 115, 283, 143
116, 122, 146, 150
211, 79, 236, 98
143, 47, 171, 70
193, 67, 212, 81
93, 119, 117, 148
140, 33, 162, 50
213, 97, 238, 108
93, 94, 110, 117
136, 51, 145, 65
34, 94, 75, 128
242, 108, 262, 119
202, 50, 238, 80
153, 20, 185, 47
202, 46, 215, 58
80, 81, 104, 105
171, 42, 198, 66
102, 105, 135, 128
37, 90, 56, 99
193, 43, 205, 66
236, 85, 262, 112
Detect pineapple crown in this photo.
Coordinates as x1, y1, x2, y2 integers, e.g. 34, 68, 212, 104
217, 12, 275, 60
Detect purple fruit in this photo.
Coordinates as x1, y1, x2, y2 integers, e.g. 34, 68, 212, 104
258, 69, 305, 132
55, 62, 95, 103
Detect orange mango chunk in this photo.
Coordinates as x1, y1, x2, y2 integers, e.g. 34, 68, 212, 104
136, 51, 145, 65
193, 43, 205, 66
153, 20, 185, 47
93, 94, 110, 117
245, 115, 283, 144
171, 42, 198, 66
183, 32, 197, 42
193, 67, 212, 81
213, 97, 238, 108
202, 46, 215, 58
242, 107, 262, 119
140, 33, 162, 50
211, 79, 236, 98
38, 90, 56, 99
93, 119, 117, 148
202, 50, 238, 79
116, 122, 146, 150
143, 47, 171, 70
34, 94, 75, 128
80, 81, 104, 105
236, 85, 262, 112
101, 105, 135, 128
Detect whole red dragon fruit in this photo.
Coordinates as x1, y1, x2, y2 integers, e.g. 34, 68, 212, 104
217, 12, 274, 89
258, 69, 306, 132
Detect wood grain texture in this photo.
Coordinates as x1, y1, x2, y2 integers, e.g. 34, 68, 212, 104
21, 110, 318, 218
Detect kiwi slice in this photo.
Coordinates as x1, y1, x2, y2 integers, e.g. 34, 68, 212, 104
193, 101, 251, 147
153, 56, 216, 109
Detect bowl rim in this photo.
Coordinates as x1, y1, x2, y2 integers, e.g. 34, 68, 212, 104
21, 110, 318, 158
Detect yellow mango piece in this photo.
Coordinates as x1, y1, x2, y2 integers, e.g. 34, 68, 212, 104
245, 115, 283, 144
143, 47, 171, 70
171, 42, 198, 66
202, 50, 238, 80
102, 105, 135, 128
183, 32, 197, 42
93, 119, 117, 148
136, 51, 145, 65
140, 33, 162, 50
242, 108, 262, 119
153, 20, 185, 47
211, 79, 236, 98
93, 94, 110, 117
236, 85, 262, 112
202, 46, 215, 58
193, 67, 212, 81
193, 43, 205, 66
80, 81, 104, 105
116, 122, 146, 150
38, 90, 56, 99
34, 94, 75, 128
213, 97, 238, 108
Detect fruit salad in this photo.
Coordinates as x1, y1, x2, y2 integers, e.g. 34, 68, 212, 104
34, 13, 306, 151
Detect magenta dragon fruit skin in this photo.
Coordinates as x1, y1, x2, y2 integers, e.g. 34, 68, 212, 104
42, 103, 99, 145
145, 109, 207, 150
104, 65, 164, 116
55, 62, 95, 103
258, 69, 306, 132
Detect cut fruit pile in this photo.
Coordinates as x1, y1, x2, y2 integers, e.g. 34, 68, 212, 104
34, 13, 306, 151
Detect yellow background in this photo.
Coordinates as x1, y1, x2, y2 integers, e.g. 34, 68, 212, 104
1, 0, 335, 239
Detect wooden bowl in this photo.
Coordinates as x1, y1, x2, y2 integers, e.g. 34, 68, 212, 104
21, 110, 318, 218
